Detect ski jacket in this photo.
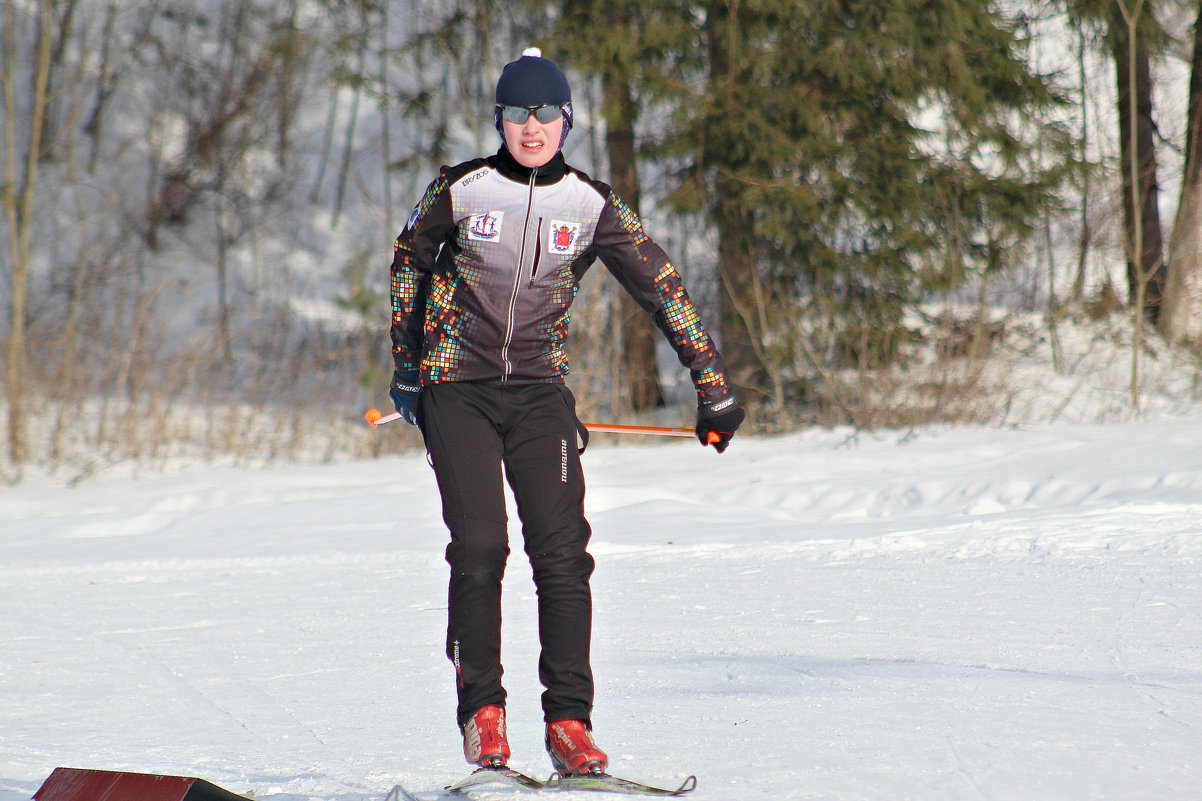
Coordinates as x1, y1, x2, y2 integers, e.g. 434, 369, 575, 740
390, 147, 733, 407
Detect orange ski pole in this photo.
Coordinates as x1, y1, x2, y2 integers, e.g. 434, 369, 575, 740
586, 422, 720, 444
364, 408, 719, 443
583, 423, 693, 438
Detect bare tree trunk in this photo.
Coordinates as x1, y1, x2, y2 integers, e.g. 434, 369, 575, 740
1163, 0, 1202, 345
706, 3, 769, 404
1113, 0, 1165, 333
332, 24, 364, 229
37, 0, 79, 163
1072, 22, 1092, 302
603, 73, 665, 411
3, 0, 54, 472
1114, 0, 1161, 409
51, 229, 94, 462
215, 161, 233, 363
379, 0, 395, 236
311, 90, 339, 203
83, 0, 120, 173
274, 0, 303, 170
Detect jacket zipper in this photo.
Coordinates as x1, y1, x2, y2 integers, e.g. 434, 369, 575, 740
500, 169, 538, 380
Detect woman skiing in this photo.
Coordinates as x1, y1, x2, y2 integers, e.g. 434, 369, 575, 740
387, 48, 744, 775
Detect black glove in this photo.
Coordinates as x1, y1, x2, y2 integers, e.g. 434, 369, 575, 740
389, 370, 422, 427
696, 395, 744, 453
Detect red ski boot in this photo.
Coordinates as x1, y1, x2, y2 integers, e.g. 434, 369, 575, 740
545, 719, 608, 775
463, 705, 510, 767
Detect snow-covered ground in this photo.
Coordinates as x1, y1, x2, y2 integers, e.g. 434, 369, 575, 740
2, 412, 1201, 801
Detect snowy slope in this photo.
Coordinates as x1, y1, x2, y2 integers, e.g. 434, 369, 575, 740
2, 418, 1202, 800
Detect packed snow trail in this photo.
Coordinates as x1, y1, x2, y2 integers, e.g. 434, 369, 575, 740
2, 418, 1201, 800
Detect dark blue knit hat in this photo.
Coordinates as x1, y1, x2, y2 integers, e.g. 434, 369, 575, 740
495, 48, 572, 107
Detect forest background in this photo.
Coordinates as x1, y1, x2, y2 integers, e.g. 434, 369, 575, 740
3, 0, 1202, 482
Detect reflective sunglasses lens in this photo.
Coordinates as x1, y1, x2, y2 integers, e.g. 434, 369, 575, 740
533, 105, 562, 123
499, 104, 562, 124
500, 105, 530, 124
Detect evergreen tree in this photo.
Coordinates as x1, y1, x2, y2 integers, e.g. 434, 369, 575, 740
657, 0, 1074, 410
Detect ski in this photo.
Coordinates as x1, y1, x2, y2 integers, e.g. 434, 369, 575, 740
445, 766, 545, 793
543, 772, 697, 797
389, 767, 696, 798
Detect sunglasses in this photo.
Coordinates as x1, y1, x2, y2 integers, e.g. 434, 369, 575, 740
497, 103, 569, 125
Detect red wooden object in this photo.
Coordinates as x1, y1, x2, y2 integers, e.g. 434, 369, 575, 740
34, 769, 249, 801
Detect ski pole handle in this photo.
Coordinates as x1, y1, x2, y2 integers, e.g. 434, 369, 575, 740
364, 408, 403, 429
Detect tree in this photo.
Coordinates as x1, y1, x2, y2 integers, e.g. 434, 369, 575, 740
1113, 0, 1167, 333
1067, 0, 1168, 328
2, 0, 53, 472
1163, 0, 1202, 345
603, 68, 668, 412
138, 1, 317, 359
660, 0, 1073, 411
534, 0, 687, 411
1113, 0, 1160, 407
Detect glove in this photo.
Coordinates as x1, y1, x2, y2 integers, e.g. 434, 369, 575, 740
696, 395, 744, 453
389, 369, 422, 427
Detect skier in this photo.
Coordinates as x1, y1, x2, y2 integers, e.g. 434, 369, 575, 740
387, 48, 744, 776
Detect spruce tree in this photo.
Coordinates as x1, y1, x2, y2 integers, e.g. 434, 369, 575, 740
657, 0, 1074, 409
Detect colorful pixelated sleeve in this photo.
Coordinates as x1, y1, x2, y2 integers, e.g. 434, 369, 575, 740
390, 172, 455, 374
592, 191, 734, 406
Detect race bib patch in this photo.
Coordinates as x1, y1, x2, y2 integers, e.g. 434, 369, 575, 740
466, 211, 504, 242
548, 220, 581, 255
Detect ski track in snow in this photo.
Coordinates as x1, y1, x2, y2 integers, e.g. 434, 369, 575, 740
2, 418, 1202, 800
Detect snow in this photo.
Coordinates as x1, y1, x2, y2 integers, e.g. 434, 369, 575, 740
3, 414, 1202, 801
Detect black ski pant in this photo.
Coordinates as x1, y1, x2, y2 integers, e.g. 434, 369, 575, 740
418, 381, 595, 730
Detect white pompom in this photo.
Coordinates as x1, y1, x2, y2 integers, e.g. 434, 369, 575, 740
522, 47, 542, 58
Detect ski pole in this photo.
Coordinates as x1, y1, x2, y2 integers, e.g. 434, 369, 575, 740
582, 423, 694, 438
364, 408, 720, 443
